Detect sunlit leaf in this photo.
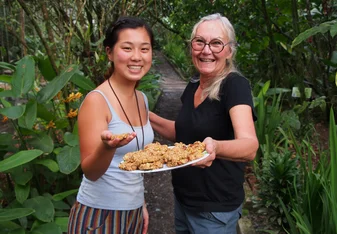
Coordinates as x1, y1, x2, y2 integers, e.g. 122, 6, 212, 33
0, 74, 11, 84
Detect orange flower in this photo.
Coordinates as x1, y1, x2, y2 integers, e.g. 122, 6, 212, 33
64, 92, 83, 103
2, 116, 8, 123
46, 120, 56, 129
67, 108, 78, 118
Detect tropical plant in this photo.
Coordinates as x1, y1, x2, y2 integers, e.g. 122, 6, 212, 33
0, 55, 92, 233
279, 108, 337, 234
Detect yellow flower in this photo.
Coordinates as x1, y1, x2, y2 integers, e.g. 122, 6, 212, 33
67, 108, 78, 118
46, 120, 56, 129
64, 92, 83, 103
2, 116, 8, 123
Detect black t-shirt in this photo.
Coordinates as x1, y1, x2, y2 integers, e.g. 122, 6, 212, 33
173, 72, 257, 212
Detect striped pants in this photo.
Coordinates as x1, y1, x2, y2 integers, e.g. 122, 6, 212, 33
68, 201, 143, 234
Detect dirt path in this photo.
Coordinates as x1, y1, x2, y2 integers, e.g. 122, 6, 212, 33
144, 51, 187, 234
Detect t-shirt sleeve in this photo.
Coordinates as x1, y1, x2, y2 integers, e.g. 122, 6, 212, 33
221, 74, 257, 121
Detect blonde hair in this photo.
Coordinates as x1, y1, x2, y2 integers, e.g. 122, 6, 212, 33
190, 13, 240, 101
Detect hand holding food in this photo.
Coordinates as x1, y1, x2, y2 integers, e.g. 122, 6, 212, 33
101, 131, 136, 148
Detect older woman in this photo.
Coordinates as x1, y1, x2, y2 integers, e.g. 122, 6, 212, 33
149, 13, 259, 234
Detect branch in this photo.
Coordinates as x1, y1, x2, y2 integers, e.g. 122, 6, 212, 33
16, 0, 59, 75
148, 12, 181, 36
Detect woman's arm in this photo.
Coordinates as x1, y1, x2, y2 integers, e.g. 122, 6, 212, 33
78, 92, 136, 181
149, 111, 176, 142
193, 105, 259, 167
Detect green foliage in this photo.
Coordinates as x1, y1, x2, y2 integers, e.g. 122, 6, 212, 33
0, 56, 85, 232
161, 34, 193, 79
253, 148, 300, 227
276, 108, 337, 233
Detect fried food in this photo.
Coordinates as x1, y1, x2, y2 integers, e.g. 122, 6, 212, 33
118, 141, 206, 171
111, 133, 130, 140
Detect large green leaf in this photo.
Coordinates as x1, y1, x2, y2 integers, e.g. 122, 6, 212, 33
34, 159, 59, 172
37, 56, 57, 81
0, 90, 15, 98
54, 217, 69, 233
0, 133, 14, 146
0, 221, 24, 234
0, 62, 16, 71
0, 103, 26, 120
10, 167, 33, 185
15, 184, 30, 204
11, 56, 35, 97
0, 74, 11, 84
70, 73, 95, 91
56, 145, 80, 174
64, 132, 79, 146
37, 65, 79, 103
23, 196, 54, 222
30, 222, 62, 234
0, 208, 35, 222
0, 149, 43, 172
36, 103, 55, 121
26, 132, 54, 154
292, 20, 337, 48
18, 99, 37, 129
52, 189, 78, 201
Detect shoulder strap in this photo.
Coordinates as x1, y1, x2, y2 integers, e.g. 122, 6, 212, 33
89, 90, 120, 121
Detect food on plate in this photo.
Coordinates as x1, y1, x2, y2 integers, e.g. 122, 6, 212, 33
118, 141, 206, 171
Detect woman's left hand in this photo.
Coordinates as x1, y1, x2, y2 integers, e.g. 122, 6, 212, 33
192, 137, 216, 168
142, 203, 149, 234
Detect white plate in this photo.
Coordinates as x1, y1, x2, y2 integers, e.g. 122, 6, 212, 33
121, 150, 210, 173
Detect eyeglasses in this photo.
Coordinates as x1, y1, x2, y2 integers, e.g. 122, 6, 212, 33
191, 37, 232, 54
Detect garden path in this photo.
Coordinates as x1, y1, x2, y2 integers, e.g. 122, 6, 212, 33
144, 51, 186, 234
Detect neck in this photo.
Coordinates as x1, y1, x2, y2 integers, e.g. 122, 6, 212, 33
108, 76, 136, 97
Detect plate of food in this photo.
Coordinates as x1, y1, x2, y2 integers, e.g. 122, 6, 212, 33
118, 141, 209, 173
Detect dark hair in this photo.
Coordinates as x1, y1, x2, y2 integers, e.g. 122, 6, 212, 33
103, 16, 154, 80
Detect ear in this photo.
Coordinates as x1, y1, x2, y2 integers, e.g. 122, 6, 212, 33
106, 46, 114, 62
225, 47, 233, 60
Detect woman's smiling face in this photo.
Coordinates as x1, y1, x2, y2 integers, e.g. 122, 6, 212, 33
191, 20, 232, 80
107, 27, 152, 82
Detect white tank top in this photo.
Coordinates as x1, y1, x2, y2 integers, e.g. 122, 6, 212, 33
77, 90, 154, 210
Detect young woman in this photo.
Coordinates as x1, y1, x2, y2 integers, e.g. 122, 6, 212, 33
150, 13, 259, 234
68, 16, 154, 234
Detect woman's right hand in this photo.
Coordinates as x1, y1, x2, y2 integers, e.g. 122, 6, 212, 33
101, 130, 137, 148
